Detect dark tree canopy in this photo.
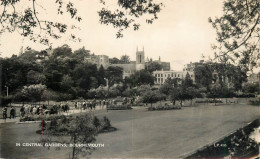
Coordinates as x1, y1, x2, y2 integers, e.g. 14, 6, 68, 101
119, 55, 130, 64
209, 0, 260, 70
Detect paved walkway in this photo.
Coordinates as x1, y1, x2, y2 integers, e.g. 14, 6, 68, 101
0, 106, 108, 124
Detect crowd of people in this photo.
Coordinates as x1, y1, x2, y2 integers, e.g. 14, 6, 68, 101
1, 97, 131, 120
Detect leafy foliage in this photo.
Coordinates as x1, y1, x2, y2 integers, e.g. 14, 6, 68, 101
209, 0, 260, 70
0, 0, 82, 45
98, 0, 163, 38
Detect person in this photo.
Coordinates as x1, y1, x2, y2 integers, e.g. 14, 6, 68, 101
65, 102, 69, 112
10, 107, 15, 119
74, 102, 77, 109
20, 105, 25, 117
32, 106, 37, 115
93, 99, 96, 110
2, 106, 7, 120
83, 101, 86, 110
36, 106, 40, 115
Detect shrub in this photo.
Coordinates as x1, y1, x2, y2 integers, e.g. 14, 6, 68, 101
249, 100, 260, 106
102, 116, 111, 130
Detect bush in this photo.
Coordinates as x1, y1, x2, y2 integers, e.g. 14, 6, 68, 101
102, 116, 111, 130
249, 100, 260, 106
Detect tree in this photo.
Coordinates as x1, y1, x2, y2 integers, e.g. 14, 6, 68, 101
109, 57, 120, 64
119, 55, 130, 64
52, 44, 73, 59
73, 47, 90, 60
243, 83, 259, 94
0, 0, 163, 44
141, 89, 162, 107
42, 115, 99, 159
207, 82, 222, 105
209, 0, 260, 70
183, 73, 193, 88
98, 0, 163, 38
130, 70, 155, 86
159, 78, 175, 96
17, 84, 45, 102
145, 61, 162, 73
105, 66, 123, 86
0, 0, 82, 45
97, 65, 106, 86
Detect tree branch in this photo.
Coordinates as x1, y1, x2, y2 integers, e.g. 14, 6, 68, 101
32, 0, 42, 31
0, 4, 7, 27
218, 14, 259, 59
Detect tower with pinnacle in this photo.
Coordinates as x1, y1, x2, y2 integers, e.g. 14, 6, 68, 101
136, 46, 145, 71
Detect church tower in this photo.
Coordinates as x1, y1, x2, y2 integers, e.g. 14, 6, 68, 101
136, 46, 145, 71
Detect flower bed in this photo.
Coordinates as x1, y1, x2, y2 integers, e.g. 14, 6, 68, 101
20, 114, 66, 122
148, 105, 181, 111
107, 104, 132, 110
195, 99, 223, 103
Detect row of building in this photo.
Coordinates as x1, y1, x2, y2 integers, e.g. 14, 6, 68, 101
84, 47, 194, 84
83, 47, 259, 86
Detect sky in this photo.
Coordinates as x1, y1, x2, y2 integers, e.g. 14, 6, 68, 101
0, 0, 224, 71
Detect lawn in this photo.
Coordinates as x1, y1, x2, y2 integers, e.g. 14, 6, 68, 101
0, 104, 259, 158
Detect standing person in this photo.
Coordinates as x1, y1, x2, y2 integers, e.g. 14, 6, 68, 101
93, 99, 96, 110
20, 105, 25, 117
10, 107, 15, 119
74, 102, 77, 109
77, 101, 80, 110
83, 101, 86, 110
32, 106, 37, 115
36, 106, 40, 115
2, 106, 7, 120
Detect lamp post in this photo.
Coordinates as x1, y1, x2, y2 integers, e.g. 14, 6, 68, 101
4, 85, 8, 97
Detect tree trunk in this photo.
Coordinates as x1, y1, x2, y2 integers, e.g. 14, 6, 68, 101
72, 133, 76, 159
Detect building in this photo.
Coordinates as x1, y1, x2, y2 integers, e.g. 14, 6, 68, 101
110, 47, 146, 79
247, 73, 260, 84
153, 56, 170, 71
98, 55, 109, 69
153, 70, 186, 85
110, 62, 136, 79
84, 54, 109, 69
136, 47, 145, 71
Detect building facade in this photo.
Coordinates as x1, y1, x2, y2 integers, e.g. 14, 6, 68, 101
84, 54, 109, 69
153, 70, 186, 85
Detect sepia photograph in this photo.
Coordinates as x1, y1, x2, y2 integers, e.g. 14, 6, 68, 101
0, 0, 259, 158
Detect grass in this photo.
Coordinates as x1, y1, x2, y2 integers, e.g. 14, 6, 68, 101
0, 104, 260, 158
